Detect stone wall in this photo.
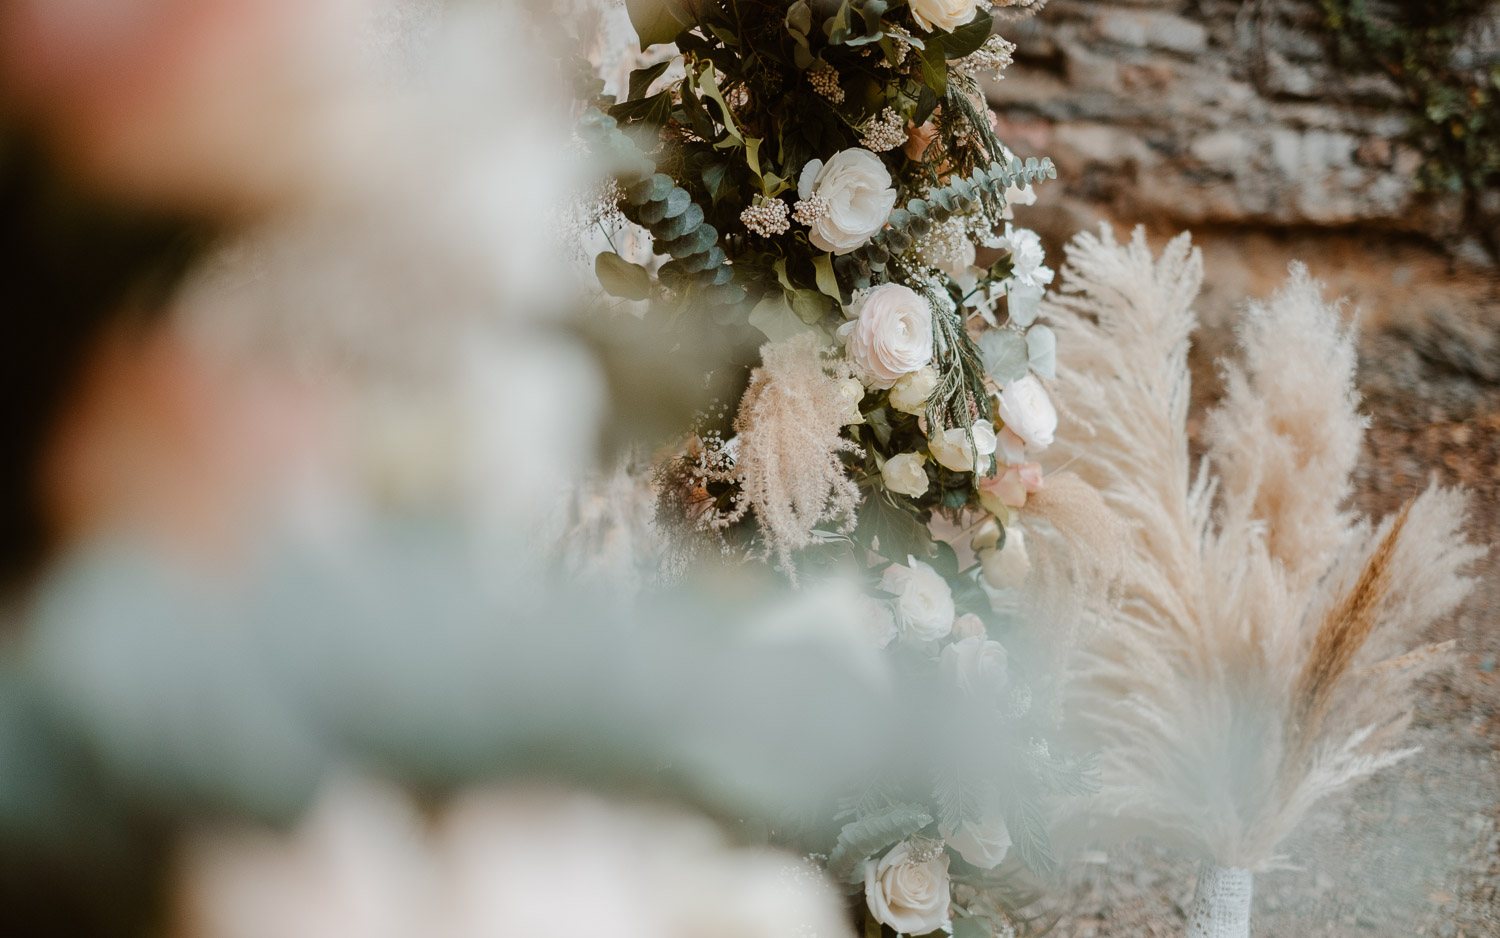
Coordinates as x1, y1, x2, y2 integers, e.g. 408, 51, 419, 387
987, 0, 1500, 266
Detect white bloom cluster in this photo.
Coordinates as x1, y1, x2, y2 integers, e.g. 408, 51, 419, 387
859, 108, 906, 153
797, 149, 898, 254
880, 556, 955, 642
992, 222, 1054, 291
807, 62, 845, 103
838, 282, 933, 388
954, 35, 1017, 81
740, 198, 789, 237
882, 25, 917, 66
914, 214, 977, 281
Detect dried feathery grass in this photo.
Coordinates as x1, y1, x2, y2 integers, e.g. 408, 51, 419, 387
1046, 226, 1484, 871
733, 334, 863, 578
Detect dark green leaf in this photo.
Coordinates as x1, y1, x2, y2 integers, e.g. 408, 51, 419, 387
625, 0, 690, 49
939, 9, 993, 59
919, 41, 948, 96
627, 61, 671, 101
608, 90, 672, 126
701, 161, 730, 203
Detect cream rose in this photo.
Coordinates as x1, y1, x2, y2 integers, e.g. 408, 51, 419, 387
882, 452, 930, 498
928, 419, 998, 473
940, 635, 1009, 697
836, 376, 866, 426
797, 148, 898, 254
944, 805, 1013, 870
888, 365, 939, 415
880, 556, 955, 642
979, 526, 1031, 590
839, 283, 934, 389
863, 841, 951, 935
995, 375, 1057, 450
909, 0, 979, 33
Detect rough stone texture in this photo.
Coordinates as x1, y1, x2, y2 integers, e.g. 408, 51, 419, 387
987, 0, 1498, 261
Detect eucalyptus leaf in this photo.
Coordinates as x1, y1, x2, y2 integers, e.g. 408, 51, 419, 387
1026, 323, 1057, 378
1006, 279, 1043, 327
594, 252, 652, 301
978, 329, 1029, 385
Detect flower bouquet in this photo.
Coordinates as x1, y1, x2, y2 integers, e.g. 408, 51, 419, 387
575, 0, 1084, 933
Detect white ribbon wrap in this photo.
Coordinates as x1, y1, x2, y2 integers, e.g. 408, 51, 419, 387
1184, 864, 1252, 938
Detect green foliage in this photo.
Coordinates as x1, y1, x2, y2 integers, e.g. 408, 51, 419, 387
577, 107, 743, 305
594, 252, 652, 300
827, 802, 934, 884
1317, 0, 1499, 247
841, 158, 1056, 290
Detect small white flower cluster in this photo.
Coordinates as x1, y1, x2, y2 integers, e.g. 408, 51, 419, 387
954, 35, 1016, 82
914, 214, 977, 281
791, 192, 830, 226
739, 198, 789, 237
807, 62, 844, 103
859, 107, 906, 153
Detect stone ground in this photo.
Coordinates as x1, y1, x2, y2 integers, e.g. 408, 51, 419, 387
1033, 223, 1500, 938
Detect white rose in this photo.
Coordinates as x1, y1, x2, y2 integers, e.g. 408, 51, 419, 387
939, 635, 1009, 696
882, 452, 930, 498
863, 841, 951, 935
944, 805, 1013, 870
908, 0, 980, 33
797, 149, 898, 254
979, 526, 1030, 590
859, 595, 899, 650
836, 376, 866, 426
995, 376, 1056, 450
888, 366, 939, 415
880, 556, 955, 642
928, 419, 998, 473
839, 283, 934, 389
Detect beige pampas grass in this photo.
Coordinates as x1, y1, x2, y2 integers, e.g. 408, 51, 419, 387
732, 334, 862, 577
1046, 226, 1484, 885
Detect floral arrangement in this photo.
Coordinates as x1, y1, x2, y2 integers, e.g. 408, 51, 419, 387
575, 0, 1085, 934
